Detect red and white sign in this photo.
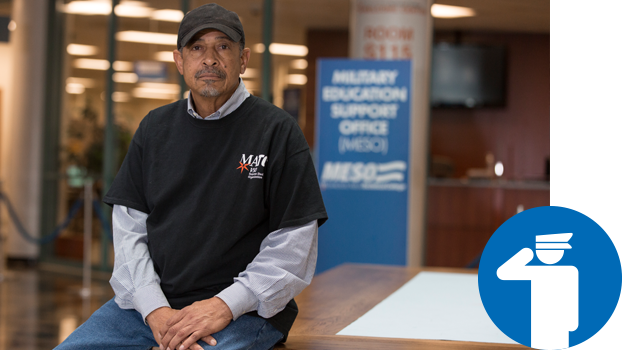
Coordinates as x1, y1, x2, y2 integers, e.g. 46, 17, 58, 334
350, 0, 429, 65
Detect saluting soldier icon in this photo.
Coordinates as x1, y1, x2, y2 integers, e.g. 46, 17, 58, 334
497, 233, 578, 350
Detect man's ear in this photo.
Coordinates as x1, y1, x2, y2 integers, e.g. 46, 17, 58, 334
173, 49, 184, 75
239, 47, 251, 75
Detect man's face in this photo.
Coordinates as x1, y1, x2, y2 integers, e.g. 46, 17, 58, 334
173, 29, 250, 99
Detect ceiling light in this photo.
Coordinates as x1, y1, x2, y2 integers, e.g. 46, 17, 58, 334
431, 4, 476, 18
253, 43, 308, 57
74, 58, 110, 70
120, 1, 149, 5
241, 68, 259, 78
154, 51, 175, 62
112, 91, 131, 102
287, 74, 307, 85
137, 82, 180, 92
270, 44, 308, 56
151, 9, 184, 22
115, 1, 152, 18
113, 61, 134, 71
66, 77, 96, 88
63, 1, 111, 15
73, 59, 133, 71
253, 43, 265, 53
113, 72, 138, 83
66, 83, 85, 94
132, 87, 178, 99
63, 1, 154, 18
116, 31, 178, 45
67, 44, 98, 56
290, 59, 308, 70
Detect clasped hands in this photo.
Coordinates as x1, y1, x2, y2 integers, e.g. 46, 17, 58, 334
146, 297, 233, 350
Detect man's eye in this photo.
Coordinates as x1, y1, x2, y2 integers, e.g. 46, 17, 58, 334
220, 45, 229, 49
192, 46, 201, 51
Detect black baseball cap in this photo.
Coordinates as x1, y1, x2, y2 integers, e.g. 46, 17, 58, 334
177, 3, 245, 51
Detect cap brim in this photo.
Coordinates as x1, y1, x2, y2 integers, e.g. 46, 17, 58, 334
179, 23, 241, 50
536, 243, 572, 249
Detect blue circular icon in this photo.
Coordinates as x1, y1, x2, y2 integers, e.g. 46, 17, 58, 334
478, 206, 621, 349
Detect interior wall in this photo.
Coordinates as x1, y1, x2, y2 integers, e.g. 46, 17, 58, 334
425, 32, 550, 268
305, 30, 550, 268
429, 32, 550, 180
306, 31, 550, 180
426, 186, 549, 267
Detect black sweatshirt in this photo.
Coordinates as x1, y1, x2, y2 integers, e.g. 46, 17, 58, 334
104, 96, 328, 338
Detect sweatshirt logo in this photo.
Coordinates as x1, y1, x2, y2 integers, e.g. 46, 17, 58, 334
237, 154, 267, 179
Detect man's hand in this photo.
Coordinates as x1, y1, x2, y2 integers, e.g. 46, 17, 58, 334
146, 307, 203, 350
146, 307, 178, 345
159, 297, 233, 350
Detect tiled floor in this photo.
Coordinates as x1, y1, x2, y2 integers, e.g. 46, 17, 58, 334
0, 264, 114, 350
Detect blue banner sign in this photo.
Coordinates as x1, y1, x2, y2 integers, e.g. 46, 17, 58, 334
316, 59, 412, 273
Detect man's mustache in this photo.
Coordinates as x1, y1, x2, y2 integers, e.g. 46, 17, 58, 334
195, 68, 226, 80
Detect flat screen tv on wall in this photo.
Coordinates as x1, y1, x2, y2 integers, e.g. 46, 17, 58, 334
430, 44, 506, 108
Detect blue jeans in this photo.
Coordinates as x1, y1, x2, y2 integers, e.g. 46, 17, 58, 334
55, 298, 283, 350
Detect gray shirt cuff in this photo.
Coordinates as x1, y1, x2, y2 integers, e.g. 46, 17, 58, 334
132, 283, 171, 324
215, 281, 258, 320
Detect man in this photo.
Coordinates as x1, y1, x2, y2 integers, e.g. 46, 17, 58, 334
56, 3, 327, 350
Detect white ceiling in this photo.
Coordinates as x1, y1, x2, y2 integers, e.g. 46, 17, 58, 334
0, 1, 549, 34
207, 0, 549, 37
431, 0, 549, 33
0, 0, 548, 95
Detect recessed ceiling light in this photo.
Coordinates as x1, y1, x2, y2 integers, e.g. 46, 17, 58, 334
112, 91, 131, 102
113, 61, 134, 71
115, 1, 152, 18
63, 1, 111, 15
132, 87, 178, 99
73, 59, 133, 71
288, 74, 307, 85
154, 51, 175, 62
73, 58, 110, 70
290, 59, 308, 70
63, 0, 156, 18
67, 44, 98, 56
253, 43, 308, 57
269, 44, 308, 56
66, 83, 85, 94
137, 82, 180, 91
66, 77, 97, 88
241, 68, 259, 78
151, 9, 184, 22
431, 4, 476, 19
113, 72, 138, 83
116, 31, 178, 46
